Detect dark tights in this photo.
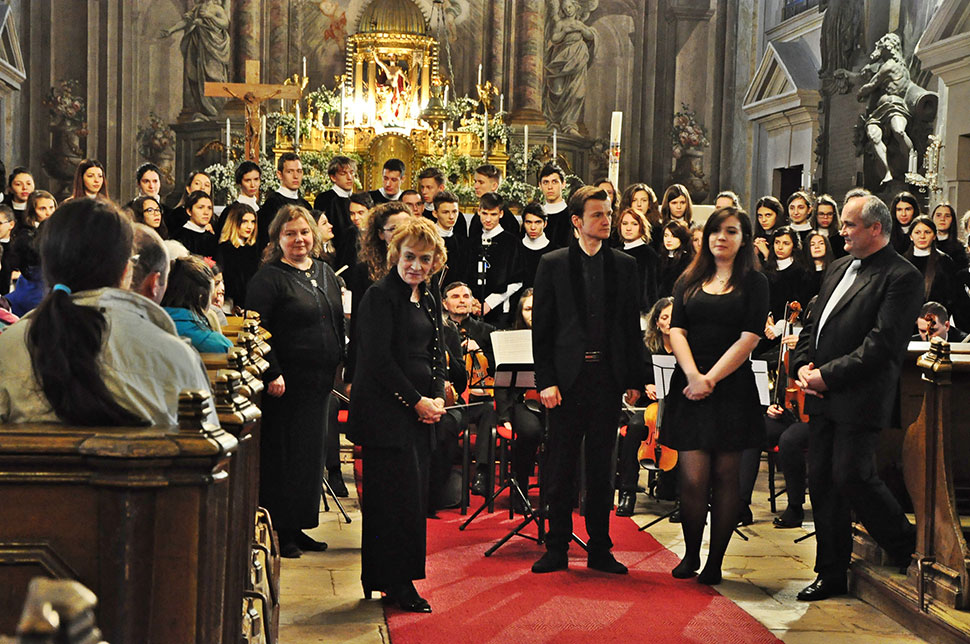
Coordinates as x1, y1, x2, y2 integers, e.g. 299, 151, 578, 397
673, 449, 742, 583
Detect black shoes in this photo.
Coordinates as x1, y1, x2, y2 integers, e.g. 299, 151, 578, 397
772, 507, 804, 529
389, 582, 432, 613
615, 491, 636, 517
671, 556, 700, 579
737, 505, 754, 526
280, 542, 302, 558
588, 551, 628, 574
295, 531, 328, 552
328, 468, 349, 497
796, 577, 848, 601
531, 550, 569, 573
697, 567, 722, 585
471, 471, 488, 496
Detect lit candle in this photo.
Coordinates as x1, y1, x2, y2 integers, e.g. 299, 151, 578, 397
260, 114, 266, 157
478, 64, 482, 86
295, 103, 301, 149
302, 56, 307, 78
443, 85, 449, 107
499, 93, 504, 114
609, 111, 623, 188
552, 129, 557, 160
226, 118, 231, 162
523, 125, 529, 170
483, 110, 489, 160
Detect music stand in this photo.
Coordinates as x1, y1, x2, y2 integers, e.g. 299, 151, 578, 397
639, 355, 681, 531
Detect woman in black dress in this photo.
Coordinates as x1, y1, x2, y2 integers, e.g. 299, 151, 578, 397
931, 203, 967, 269
904, 216, 958, 312
763, 226, 809, 322
814, 194, 846, 257
246, 205, 344, 558
658, 220, 694, 297
216, 202, 260, 309
753, 195, 787, 264
662, 206, 768, 585
804, 231, 835, 300
616, 207, 659, 311
350, 216, 447, 613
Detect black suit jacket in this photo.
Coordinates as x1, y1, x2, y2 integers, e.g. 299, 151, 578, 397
533, 243, 645, 394
791, 244, 923, 427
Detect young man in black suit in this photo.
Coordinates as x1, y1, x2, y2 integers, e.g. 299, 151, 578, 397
539, 163, 570, 249
432, 191, 468, 287
792, 189, 923, 601
313, 156, 358, 272
368, 158, 405, 204
531, 186, 644, 575
257, 152, 311, 250
913, 301, 967, 342
469, 192, 521, 328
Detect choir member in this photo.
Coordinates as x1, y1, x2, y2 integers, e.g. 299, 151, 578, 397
539, 163, 570, 248
753, 195, 787, 264
6, 167, 34, 214
313, 156, 356, 269
0, 206, 15, 295
172, 191, 217, 258
763, 226, 809, 320
216, 202, 259, 309
619, 183, 662, 251
400, 189, 424, 218
889, 191, 919, 255
129, 195, 169, 239
714, 190, 740, 210
367, 157, 405, 204
70, 159, 108, 201
904, 215, 958, 312
431, 190, 466, 287
166, 170, 212, 232
517, 202, 555, 293
6, 190, 57, 316
804, 231, 835, 299
658, 219, 694, 298
469, 191, 521, 327
814, 194, 846, 257
594, 176, 619, 214
661, 183, 693, 226
315, 210, 336, 267
214, 160, 261, 240
931, 203, 967, 269
258, 152, 312, 250
617, 206, 659, 311
418, 166, 445, 218
785, 190, 815, 247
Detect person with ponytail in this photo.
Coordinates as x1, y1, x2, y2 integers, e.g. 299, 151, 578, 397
0, 198, 217, 427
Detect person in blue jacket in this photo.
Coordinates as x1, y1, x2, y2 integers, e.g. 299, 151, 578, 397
160, 254, 232, 353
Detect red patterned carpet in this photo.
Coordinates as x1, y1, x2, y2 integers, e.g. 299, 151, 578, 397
384, 503, 783, 644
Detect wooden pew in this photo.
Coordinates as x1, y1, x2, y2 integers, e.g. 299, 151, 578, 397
850, 339, 970, 643
1, 578, 105, 644
0, 391, 237, 643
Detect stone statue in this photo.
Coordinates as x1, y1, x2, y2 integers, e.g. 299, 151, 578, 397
819, 0, 864, 79
543, 0, 598, 136
160, 0, 231, 119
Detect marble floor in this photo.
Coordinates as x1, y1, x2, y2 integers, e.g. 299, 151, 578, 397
280, 447, 929, 643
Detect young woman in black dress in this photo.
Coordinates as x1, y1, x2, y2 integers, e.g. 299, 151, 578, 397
889, 191, 919, 255
662, 206, 769, 585
753, 195, 787, 264
904, 216, 957, 312
658, 220, 694, 297
814, 194, 846, 257
128, 195, 169, 239
216, 202, 260, 309
350, 216, 447, 613
931, 203, 967, 269
762, 226, 809, 322
804, 231, 835, 300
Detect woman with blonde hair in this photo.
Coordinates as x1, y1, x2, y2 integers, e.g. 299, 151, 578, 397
216, 202, 260, 308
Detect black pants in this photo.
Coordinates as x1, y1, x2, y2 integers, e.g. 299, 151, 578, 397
617, 411, 647, 493
808, 418, 914, 580
508, 402, 543, 488
429, 410, 461, 510
739, 416, 809, 508
545, 361, 620, 554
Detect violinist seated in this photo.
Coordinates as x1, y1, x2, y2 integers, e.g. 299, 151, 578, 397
428, 317, 468, 516
494, 289, 542, 514
911, 301, 967, 343
442, 281, 500, 497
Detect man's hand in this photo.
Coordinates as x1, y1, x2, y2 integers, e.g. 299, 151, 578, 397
267, 375, 285, 397
766, 403, 785, 419
796, 362, 827, 397
540, 385, 561, 409
415, 396, 445, 423
764, 314, 777, 340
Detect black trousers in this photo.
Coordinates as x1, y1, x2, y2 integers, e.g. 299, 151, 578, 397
545, 361, 620, 554
617, 411, 647, 493
739, 416, 809, 508
808, 417, 914, 579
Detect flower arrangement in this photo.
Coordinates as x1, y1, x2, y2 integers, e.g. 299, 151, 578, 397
137, 112, 176, 161
306, 86, 341, 117
43, 80, 87, 136
671, 102, 710, 159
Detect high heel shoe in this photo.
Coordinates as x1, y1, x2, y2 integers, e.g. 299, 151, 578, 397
393, 582, 432, 613
671, 556, 700, 579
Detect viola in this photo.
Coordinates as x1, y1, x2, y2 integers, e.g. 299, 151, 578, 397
637, 399, 678, 471
774, 301, 809, 423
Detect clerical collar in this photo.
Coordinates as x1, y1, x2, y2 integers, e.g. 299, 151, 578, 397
913, 247, 931, 257
277, 186, 300, 199
623, 239, 646, 250
183, 221, 207, 233
436, 223, 453, 238
523, 234, 550, 250
380, 188, 402, 201
482, 225, 504, 242
815, 263, 825, 271
12, 202, 25, 211
332, 184, 352, 199
237, 194, 259, 210
543, 201, 566, 215
777, 256, 794, 270
790, 221, 812, 232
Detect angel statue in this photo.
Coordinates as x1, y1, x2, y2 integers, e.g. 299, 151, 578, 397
160, 0, 231, 119
543, 0, 598, 136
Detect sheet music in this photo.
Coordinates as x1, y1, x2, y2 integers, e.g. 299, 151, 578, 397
750, 359, 770, 406
490, 329, 533, 367
651, 354, 677, 400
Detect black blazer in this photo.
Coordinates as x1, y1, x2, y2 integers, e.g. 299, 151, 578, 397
533, 243, 645, 394
791, 244, 923, 427
349, 270, 447, 448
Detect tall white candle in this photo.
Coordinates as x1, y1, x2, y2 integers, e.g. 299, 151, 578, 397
499, 93, 504, 114
295, 103, 301, 149
609, 111, 623, 188
524, 125, 529, 172
552, 129, 557, 160
226, 118, 231, 162
483, 110, 489, 160
443, 85, 449, 107
302, 56, 307, 78
478, 64, 483, 86
260, 114, 266, 157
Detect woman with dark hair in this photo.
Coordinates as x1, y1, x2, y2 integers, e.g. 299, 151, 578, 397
658, 219, 694, 297
166, 170, 213, 232
6, 191, 58, 316
350, 216, 447, 613
804, 231, 835, 299
172, 190, 217, 257
904, 216, 957, 311
931, 203, 967, 269
660, 183, 693, 226
246, 204, 344, 559
70, 159, 108, 200
216, 202, 260, 309
161, 255, 232, 353
785, 190, 815, 247
889, 191, 920, 255
814, 194, 845, 257
129, 195, 169, 239
0, 198, 215, 426
619, 183, 662, 250
6, 167, 34, 214
662, 207, 769, 585
616, 207, 659, 311
762, 226, 809, 321
315, 209, 337, 267
593, 177, 619, 214
753, 195, 787, 263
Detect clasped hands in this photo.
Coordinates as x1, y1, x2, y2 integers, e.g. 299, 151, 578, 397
795, 362, 827, 398
683, 372, 715, 401
415, 396, 446, 424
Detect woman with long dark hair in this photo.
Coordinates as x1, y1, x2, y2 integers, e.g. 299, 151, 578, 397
753, 195, 787, 264
804, 231, 835, 299
762, 226, 809, 321
814, 194, 845, 257
786, 190, 815, 247
658, 220, 694, 297
931, 203, 967, 269
903, 216, 957, 312
619, 183, 662, 248
172, 190, 217, 257
128, 194, 169, 239
662, 207, 769, 585
616, 207, 659, 311
70, 159, 108, 200
6, 191, 58, 316
6, 167, 34, 214
0, 198, 215, 426
166, 170, 213, 231
889, 191, 919, 255
161, 255, 232, 353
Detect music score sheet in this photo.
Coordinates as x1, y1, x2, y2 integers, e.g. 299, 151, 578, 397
490, 330, 535, 388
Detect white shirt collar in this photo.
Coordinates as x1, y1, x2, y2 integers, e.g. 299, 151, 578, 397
913, 247, 931, 257
790, 221, 812, 232
523, 234, 550, 250
424, 203, 434, 212
277, 186, 300, 199
482, 224, 504, 242
777, 256, 794, 270
817, 228, 829, 237
901, 223, 912, 234
543, 201, 566, 215
436, 223, 453, 238
332, 184, 352, 199
12, 201, 25, 211
237, 193, 259, 210
183, 221, 207, 233
380, 188, 402, 201
938, 231, 949, 241
623, 239, 646, 250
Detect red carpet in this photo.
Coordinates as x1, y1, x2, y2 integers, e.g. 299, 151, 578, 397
384, 502, 783, 644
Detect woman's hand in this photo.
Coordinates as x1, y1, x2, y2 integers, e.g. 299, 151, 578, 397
645, 384, 657, 401
683, 373, 714, 401
764, 314, 777, 340
267, 375, 285, 397
415, 396, 445, 424
753, 237, 769, 259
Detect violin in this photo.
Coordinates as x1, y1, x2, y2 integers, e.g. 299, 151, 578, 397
637, 398, 678, 471
458, 328, 494, 398
773, 301, 809, 423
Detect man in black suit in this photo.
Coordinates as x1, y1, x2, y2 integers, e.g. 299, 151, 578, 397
469, 192, 522, 328
257, 152, 311, 250
531, 186, 644, 575
792, 189, 922, 601
313, 156, 358, 272
367, 158, 405, 204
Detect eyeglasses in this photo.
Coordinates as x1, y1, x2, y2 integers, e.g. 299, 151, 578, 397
143, 207, 161, 214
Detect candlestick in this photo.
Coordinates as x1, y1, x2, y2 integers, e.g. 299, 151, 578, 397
225, 118, 231, 163
483, 110, 489, 161
478, 64, 482, 87
609, 111, 623, 188
339, 83, 345, 148
260, 114, 266, 157
295, 103, 301, 150
552, 129, 557, 160
523, 125, 529, 177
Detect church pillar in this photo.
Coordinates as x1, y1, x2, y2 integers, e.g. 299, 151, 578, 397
509, 0, 545, 125
488, 1, 506, 92
266, 0, 287, 83
234, 0, 261, 81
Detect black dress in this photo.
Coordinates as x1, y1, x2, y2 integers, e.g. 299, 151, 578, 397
245, 259, 344, 535
217, 240, 260, 308
662, 270, 769, 452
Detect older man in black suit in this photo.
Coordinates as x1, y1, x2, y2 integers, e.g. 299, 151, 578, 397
791, 189, 922, 601
531, 186, 644, 575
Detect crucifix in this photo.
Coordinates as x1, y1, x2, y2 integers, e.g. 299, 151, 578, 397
205, 60, 303, 162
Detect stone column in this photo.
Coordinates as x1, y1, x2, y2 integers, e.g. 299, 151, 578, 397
267, 0, 287, 83
488, 0, 506, 91
234, 0, 261, 81
509, 0, 545, 124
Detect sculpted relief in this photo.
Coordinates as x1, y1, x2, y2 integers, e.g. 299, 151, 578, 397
543, 0, 598, 136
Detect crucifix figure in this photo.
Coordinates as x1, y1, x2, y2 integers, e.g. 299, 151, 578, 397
205, 60, 303, 161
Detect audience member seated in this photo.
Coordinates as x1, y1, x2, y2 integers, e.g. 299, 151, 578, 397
129, 223, 170, 304
161, 255, 232, 353
0, 198, 217, 426
913, 300, 967, 343
6, 190, 57, 316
